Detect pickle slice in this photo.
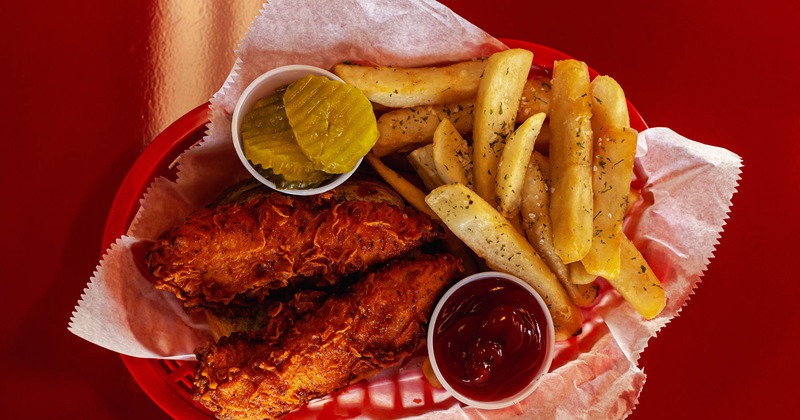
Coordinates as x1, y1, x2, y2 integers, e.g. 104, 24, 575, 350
241, 87, 289, 137
241, 88, 331, 189
284, 75, 378, 174
245, 136, 332, 188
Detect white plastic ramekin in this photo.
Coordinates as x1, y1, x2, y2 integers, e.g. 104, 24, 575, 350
231, 65, 361, 196
427, 271, 555, 409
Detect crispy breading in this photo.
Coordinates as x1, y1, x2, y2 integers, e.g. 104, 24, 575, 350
193, 253, 462, 420
145, 178, 444, 315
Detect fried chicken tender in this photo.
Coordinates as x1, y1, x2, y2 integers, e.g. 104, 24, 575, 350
193, 253, 462, 420
145, 178, 444, 315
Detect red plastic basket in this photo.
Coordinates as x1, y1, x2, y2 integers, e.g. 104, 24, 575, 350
101, 39, 647, 419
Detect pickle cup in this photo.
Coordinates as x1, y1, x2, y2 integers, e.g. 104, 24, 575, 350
427, 271, 555, 410
231, 65, 361, 195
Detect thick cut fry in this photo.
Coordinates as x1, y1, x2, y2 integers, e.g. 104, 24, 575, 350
496, 112, 545, 218
407, 144, 444, 191
373, 101, 474, 157
590, 75, 630, 133
425, 183, 582, 340
432, 119, 473, 188
568, 261, 597, 285
472, 49, 533, 206
365, 152, 438, 221
570, 281, 600, 308
521, 152, 598, 307
548, 59, 594, 264
516, 77, 552, 123
582, 126, 638, 279
607, 234, 666, 319
422, 357, 443, 389
332, 59, 487, 108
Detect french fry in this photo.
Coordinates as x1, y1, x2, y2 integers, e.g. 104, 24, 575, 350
472, 48, 533, 206
590, 75, 630, 132
425, 183, 583, 340
607, 233, 666, 319
548, 59, 594, 264
364, 152, 439, 221
521, 152, 598, 307
432, 118, 473, 188
568, 261, 597, 285
521, 152, 568, 282
570, 281, 600, 308
407, 144, 444, 191
505, 211, 526, 235
422, 357, 443, 389
516, 76, 552, 123
332, 59, 487, 108
372, 101, 474, 157
582, 126, 638, 279
496, 112, 545, 218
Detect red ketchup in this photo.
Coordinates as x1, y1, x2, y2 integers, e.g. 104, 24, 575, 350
432, 276, 548, 402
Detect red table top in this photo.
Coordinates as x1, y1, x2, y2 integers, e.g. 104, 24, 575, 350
2, 1, 797, 419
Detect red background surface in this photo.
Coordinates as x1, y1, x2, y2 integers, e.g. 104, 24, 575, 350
2, 1, 797, 418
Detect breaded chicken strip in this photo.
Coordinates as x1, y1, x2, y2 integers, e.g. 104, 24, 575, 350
146, 178, 444, 315
193, 253, 462, 420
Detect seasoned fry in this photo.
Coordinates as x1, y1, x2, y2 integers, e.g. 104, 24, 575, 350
590, 75, 630, 132
332, 59, 487, 108
432, 118, 473, 188
422, 357, 443, 389
548, 59, 594, 264
568, 261, 597, 285
425, 183, 582, 340
521, 152, 598, 307
521, 152, 567, 282
407, 144, 444, 191
472, 49, 533, 206
496, 112, 545, 218
365, 152, 438, 221
607, 234, 666, 319
582, 126, 638, 279
372, 101, 474, 157
516, 77, 552, 123
570, 281, 600, 308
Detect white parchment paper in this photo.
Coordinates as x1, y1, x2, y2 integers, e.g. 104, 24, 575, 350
69, 0, 742, 417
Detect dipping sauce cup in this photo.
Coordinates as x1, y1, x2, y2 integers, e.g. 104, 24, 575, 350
427, 271, 555, 409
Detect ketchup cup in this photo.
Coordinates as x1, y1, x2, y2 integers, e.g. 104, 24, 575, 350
427, 271, 555, 409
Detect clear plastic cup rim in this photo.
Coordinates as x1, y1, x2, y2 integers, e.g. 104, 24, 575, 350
231, 64, 360, 196
427, 271, 556, 410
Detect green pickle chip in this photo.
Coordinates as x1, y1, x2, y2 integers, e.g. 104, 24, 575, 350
283, 75, 379, 174
242, 88, 331, 189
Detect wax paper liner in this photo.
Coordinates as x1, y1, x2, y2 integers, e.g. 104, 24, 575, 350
69, 0, 743, 418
